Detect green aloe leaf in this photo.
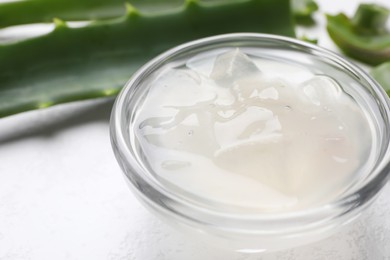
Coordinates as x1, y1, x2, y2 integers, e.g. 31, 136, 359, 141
291, 0, 318, 25
371, 62, 390, 95
0, 0, 184, 28
326, 4, 390, 66
0, 0, 306, 28
0, 0, 295, 118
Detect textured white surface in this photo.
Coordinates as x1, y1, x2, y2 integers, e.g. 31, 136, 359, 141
1, 0, 390, 259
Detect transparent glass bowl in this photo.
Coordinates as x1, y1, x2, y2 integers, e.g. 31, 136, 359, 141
110, 33, 390, 252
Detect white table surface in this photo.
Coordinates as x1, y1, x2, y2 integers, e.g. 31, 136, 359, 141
1, 1, 390, 259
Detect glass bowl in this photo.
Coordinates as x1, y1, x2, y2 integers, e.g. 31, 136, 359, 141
110, 33, 390, 253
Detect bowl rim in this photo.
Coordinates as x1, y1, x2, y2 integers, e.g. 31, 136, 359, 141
110, 33, 390, 227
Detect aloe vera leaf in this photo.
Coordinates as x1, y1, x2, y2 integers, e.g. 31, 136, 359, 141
0, 0, 307, 28
326, 4, 390, 66
0, 0, 295, 118
0, 0, 184, 28
371, 62, 390, 95
291, 0, 318, 25
299, 35, 318, 44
